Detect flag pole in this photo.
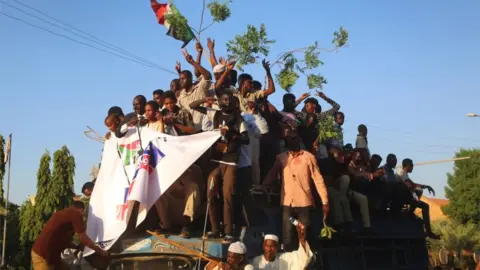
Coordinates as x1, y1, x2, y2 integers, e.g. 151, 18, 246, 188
1, 134, 12, 267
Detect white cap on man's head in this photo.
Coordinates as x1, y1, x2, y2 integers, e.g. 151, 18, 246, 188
213, 64, 226, 74
264, 234, 279, 242
228, 241, 247, 254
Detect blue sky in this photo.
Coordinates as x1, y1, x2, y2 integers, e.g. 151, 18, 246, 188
1, 0, 479, 205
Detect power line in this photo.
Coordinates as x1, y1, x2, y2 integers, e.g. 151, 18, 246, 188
0, 11, 176, 75
1, 0, 170, 72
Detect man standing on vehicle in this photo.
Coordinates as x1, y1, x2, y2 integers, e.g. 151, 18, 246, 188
31, 201, 109, 269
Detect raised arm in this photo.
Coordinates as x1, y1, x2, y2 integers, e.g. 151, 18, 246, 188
294, 93, 311, 109
194, 41, 203, 78
207, 38, 218, 68
183, 49, 211, 81
262, 59, 276, 97
214, 61, 236, 97
316, 91, 340, 117
189, 98, 208, 115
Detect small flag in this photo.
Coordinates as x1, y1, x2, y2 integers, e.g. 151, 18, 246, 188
4, 134, 11, 163
151, 0, 195, 48
118, 140, 141, 166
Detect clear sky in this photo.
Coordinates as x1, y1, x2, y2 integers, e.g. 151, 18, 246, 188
1, 0, 479, 205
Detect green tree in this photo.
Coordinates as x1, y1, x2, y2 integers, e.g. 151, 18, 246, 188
32, 151, 52, 237
443, 149, 480, 225
3, 203, 22, 268
49, 146, 76, 211
19, 200, 35, 269
430, 219, 480, 268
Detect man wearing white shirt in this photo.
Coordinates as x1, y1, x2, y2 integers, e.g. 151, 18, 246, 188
205, 242, 254, 270
395, 158, 439, 239
251, 224, 313, 269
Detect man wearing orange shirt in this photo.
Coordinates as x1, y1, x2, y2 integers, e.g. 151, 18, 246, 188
263, 129, 329, 252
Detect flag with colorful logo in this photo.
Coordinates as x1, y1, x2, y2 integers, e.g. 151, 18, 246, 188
84, 128, 219, 255
150, 0, 195, 48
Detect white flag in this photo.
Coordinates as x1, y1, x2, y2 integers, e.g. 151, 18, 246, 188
84, 128, 219, 255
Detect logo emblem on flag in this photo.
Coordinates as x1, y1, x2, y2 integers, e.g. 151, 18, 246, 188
118, 140, 141, 166
116, 142, 166, 222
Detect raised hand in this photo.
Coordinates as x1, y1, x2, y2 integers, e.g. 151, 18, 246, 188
175, 61, 181, 73
218, 56, 227, 66
425, 185, 435, 196
262, 59, 271, 73
182, 49, 194, 64
196, 41, 203, 52
226, 60, 236, 71
207, 37, 215, 51
299, 92, 311, 101
315, 90, 327, 99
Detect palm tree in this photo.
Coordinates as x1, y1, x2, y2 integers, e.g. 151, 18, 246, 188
430, 219, 480, 268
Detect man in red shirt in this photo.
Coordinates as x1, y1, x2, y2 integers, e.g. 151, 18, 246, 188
31, 201, 109, 269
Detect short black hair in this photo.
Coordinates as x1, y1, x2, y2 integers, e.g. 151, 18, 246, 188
238, 73, 253, 89
402, 158, 413, 167
180, 70, 193, 81
358, 124, 367, 133
386, 153, 396, 161
371, 154, 382, 162
146, 100, 160, 111
335, 111, 344, 118
108, 106, 124, 117
153, 89, 164, 96
134, 95, 147, 104
82, 182, 94, 193
252, 80, 262, 90
105, 114, 120, 125
283, 93, 296, 102
72, 200, 85, 209
163, 90, 177, 102
304, 97, 319, 105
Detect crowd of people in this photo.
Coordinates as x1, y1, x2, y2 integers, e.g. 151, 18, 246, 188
31, 39, 442, 269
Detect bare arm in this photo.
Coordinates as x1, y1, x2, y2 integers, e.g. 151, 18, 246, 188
183, 50, 211, 80
262, 59, 275, 97
77, 233, 105, 254
207, 38, 218, 67
194, 41, 203, 78
263, 158, 282, 186
189, 98, 208, 115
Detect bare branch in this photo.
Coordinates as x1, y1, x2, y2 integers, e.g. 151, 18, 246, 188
198, 0, 206, 39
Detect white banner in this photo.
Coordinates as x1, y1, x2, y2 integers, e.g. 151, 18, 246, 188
84, 128, 219, 256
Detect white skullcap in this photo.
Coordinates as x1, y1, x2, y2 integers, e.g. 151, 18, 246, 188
213, 64, 226, 74
228, 241, 247, 254
264, 234, 279, 242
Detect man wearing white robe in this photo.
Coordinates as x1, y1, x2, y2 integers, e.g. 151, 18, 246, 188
251, 224, 312, 269
205, 242, 255, 270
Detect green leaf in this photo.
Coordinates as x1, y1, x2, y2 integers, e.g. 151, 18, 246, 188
318, 115, 340, 143
332, 26, 349, 47
307, 73, 327, 90
276, 68, 299, 92
304, 42, 322, 69
226, 23, 276, 70
207, 1, 231, 22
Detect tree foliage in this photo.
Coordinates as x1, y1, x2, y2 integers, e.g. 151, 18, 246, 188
443, 149, 480, 225
32, 150, 52, 236
226, 24, 276, 70
274, 27, 349, 91
49, 146, 76, 212
19, 200, 34, 269
318, 115, 342, 143
430, 219, 480, 268
163, 0, 232, 39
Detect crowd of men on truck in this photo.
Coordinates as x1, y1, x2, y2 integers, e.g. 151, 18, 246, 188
31, 39, 443, 270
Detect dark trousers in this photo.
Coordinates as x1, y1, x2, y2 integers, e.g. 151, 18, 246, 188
411, 199, 432, 232
236, 166, 253, 228
282, 206, 310, 252
208, 163, 236, 236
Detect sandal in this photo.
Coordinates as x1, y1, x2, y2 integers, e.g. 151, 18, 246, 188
203, 231, 220, 240
179, 227, 191, 239
222, 235, 234, 244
